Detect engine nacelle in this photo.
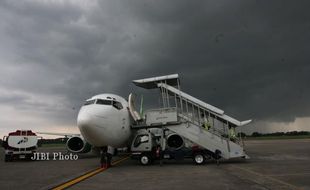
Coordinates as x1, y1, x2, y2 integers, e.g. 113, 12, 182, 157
166, 133, 184, 150
66, 136, 91, 153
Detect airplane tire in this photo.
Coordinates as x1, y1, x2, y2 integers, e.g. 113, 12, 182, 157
140, 154, 151, 165
26, 153, 34, 161
4, 155, 11, 162
193, 153, 205, 165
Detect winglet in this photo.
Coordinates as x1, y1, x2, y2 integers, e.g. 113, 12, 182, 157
240, 119, 252, 126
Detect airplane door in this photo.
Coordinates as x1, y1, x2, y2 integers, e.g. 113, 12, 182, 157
128, 93, 142, 121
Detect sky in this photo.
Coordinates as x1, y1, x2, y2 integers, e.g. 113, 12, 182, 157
0, 0, 309, 137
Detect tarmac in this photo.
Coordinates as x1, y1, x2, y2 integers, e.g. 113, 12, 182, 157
0, 139, 309, 190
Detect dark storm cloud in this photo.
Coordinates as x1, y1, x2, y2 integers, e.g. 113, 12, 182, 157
118, 0, 310, 123
0, 0, 309, 134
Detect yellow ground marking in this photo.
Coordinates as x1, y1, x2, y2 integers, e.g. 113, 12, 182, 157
51, 156, 130, 190
232, 165, 303, 190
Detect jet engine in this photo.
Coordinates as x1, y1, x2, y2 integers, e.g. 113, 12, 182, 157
66, 136, 91, 153
166, 133, 184, 150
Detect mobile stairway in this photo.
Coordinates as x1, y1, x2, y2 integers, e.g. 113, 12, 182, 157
130, 74, 251, 160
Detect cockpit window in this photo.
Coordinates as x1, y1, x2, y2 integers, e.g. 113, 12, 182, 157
84, 98, 123, 110
84, 99, 96, 106
112, 101, 123, 110
96, 99, 112, 105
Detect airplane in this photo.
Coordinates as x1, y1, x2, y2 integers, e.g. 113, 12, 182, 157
39, 93, 134, 168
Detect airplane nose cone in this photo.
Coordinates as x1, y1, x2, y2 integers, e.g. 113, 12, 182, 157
77, 109, 98, 134
77, 111, 92, 128
76, 104, 131, 148
77, 107, 108, 146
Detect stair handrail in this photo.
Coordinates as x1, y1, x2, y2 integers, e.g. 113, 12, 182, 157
177, 111, 243, 146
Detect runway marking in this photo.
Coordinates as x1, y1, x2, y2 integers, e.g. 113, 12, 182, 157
231, 165, 302, 190
51, 156, 130, 190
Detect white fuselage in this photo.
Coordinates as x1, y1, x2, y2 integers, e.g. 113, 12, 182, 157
77, 94, 132, 148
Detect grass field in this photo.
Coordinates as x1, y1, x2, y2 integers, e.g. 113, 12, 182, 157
244, 135, 310, 140
40, 143, 66, 147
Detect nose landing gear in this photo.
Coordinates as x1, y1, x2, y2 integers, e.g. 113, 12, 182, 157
100, 146, 114, 168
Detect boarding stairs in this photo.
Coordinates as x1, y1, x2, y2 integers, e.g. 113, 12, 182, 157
131, 74, 251, 160
169, 114, 248, 159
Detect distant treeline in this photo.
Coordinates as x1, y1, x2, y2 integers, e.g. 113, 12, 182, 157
238, 131, 310, 137
0, 138, 67, 145
38, 138, 68, 144
0, 138, 66, 147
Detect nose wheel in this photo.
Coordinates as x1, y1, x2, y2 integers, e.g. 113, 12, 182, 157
100, 146, 113, 168
100, 149, 107, 168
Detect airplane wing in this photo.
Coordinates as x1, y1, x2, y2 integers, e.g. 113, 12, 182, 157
36, 132, 80, 138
